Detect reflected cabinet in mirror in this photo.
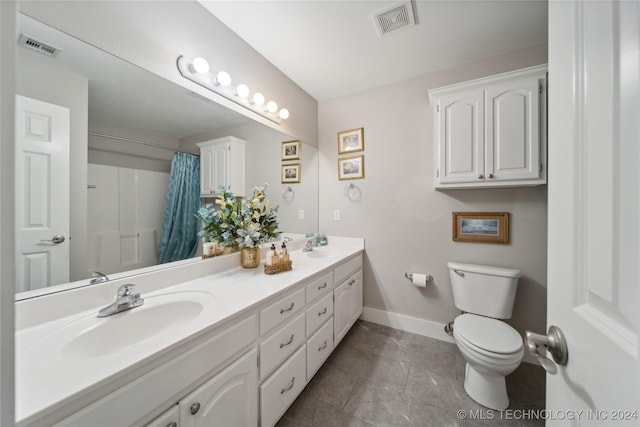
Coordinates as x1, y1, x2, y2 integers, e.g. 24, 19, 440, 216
14, 13, 318, 299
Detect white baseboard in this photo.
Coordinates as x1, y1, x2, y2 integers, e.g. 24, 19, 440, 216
360, 306, 538, 364
360, 306, 455, 343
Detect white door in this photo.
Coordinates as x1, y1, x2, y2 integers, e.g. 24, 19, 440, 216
15, 95, 70, 293
546, 0, 639, 422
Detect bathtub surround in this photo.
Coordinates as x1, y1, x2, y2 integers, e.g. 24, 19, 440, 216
319, 44, 548, 354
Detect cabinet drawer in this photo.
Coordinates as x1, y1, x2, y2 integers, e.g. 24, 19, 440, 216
306, 319, 334, 381
334, 254, 362, 284
260, 287, 305, 335
305, 271, 333, 303
260, 345, 306, 427
260, 313, 305, 380
306, 292, 333, 337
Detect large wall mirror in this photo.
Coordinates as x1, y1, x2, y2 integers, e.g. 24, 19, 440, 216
15, 13, 319, 300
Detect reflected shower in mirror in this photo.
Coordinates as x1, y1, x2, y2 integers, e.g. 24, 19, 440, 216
15, 13, 318, 299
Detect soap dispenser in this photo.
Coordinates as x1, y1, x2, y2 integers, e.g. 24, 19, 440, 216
266, 244, 276, 266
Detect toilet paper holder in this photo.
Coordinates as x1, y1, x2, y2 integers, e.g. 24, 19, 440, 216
404, 272, 433, 282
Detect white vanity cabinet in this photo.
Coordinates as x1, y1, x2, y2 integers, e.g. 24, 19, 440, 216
177, 349, 258, 427
430, 65, 547, 189
197, 136, 246, 197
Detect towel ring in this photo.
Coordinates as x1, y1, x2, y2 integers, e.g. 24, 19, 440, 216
344, 183, 361, 201
282, 186, 295, 202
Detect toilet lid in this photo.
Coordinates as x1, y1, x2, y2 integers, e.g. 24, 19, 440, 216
454, 314, 523, 354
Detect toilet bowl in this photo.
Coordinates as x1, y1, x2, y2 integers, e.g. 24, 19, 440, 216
453, 313, 524, 410
447, 262, 523, 410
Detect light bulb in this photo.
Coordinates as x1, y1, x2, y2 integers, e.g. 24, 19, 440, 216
252, 92, 265, 106
191, 57, 209, 74
266, 101, 278, 113
278, 108, 290, 120
236, 84, 250, 98
215, 71, 231, 87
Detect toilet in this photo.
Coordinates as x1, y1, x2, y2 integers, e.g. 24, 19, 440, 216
447, 261, 524, 410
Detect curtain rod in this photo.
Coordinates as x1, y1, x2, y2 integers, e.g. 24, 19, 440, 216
88, 132, 199, 156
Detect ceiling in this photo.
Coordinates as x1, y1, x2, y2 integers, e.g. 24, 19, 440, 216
200, 0, 548, 101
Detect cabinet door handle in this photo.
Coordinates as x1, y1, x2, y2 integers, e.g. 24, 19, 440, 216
318, 307, 327, 316
190, 402, 201, 415
318, 340, 328, 351
477, 174, 484, 179
280, 302, 294, 314
348, 279, 355, 286
280, 376, 295, 394
317, 282, 328, 290
487, 173, 494, 178
280, 334, 295, 348
166, 423, 177, 427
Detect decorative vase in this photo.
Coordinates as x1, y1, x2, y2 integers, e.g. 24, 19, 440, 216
240, 246, 261, 268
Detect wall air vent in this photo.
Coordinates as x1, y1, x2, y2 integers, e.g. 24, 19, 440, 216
373, 1, 416, 37
18, 34, 61, 58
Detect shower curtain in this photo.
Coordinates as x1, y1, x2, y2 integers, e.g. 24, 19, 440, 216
157, 152, 200, 264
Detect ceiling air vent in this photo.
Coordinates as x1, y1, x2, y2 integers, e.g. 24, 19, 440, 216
18, 34, 61, 58
373, 1, 416, 37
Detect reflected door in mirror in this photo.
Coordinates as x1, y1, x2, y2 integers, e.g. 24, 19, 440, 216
15, 95, 70, 292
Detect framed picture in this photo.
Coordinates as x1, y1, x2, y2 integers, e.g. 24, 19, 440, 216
338, 155, 365, 180
452, 212, 510, 244
281, 140, 301, 161
281, 163, 301, 183
337, 128, 364, 154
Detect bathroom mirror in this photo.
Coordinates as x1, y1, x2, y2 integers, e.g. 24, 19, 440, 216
14, 13, 319, 299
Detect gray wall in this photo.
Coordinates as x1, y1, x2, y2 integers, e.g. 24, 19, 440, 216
318, 44, 548, 339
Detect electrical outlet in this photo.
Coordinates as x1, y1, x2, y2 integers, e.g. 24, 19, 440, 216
298, 210, 304, 220
333, 210, 341, 221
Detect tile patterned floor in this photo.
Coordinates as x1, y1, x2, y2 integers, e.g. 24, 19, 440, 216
276, 320, 545, 427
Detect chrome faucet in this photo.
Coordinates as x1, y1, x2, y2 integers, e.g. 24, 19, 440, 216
302, 238, 316, 252
282, 236, 294, 243
89, 271, 109, 284
97, 284, 144, 317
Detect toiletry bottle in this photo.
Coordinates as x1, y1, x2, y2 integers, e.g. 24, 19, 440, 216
281, 242, 289, 262
271, 244, 280, 265
266, 244, 276, 266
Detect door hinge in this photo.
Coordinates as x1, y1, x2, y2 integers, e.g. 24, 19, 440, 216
436, 170, 440, 178
539, 163, 543, 172
436, 104, 440, 113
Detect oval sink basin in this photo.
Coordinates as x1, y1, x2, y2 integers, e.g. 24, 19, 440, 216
306, 248, 337, 259
31, 291, 214, 360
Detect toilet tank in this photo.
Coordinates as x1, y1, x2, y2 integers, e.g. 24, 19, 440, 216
447, 262, 521, 319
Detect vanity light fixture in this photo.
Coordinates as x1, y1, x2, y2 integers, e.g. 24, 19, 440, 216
278, 108, 290, 120
266, 100, 278, 113
190, 57, 210, 74
215, 71, 232, 87
236, 83, 250, 98
251, 92, 265, 106
177, 55, 288, 124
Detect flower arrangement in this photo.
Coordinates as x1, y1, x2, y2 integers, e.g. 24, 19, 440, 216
196, 184, 280, 249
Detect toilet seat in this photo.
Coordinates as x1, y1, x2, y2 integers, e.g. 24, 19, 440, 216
454, 314, 523, 358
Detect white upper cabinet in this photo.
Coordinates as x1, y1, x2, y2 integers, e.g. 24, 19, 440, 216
197, 136, 246, 197
430, 65, 547, 189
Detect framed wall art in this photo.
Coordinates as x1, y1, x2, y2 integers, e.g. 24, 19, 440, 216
452, 212, 509, 243
281, 163, 301, 183
281, 140, 301, 161
338, 155, 365, 180
337, 127, 364, 154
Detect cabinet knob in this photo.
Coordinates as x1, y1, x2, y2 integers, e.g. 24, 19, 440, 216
190, 402, 201, 415
477, 174, 484, 179
166, 423, 177, 427
487, 173, 494, 178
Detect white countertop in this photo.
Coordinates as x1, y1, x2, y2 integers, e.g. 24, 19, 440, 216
15, 237, 364, 425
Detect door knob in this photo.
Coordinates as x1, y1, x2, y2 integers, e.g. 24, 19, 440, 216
525, 325, 568, 374
41, 234, 65, 244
